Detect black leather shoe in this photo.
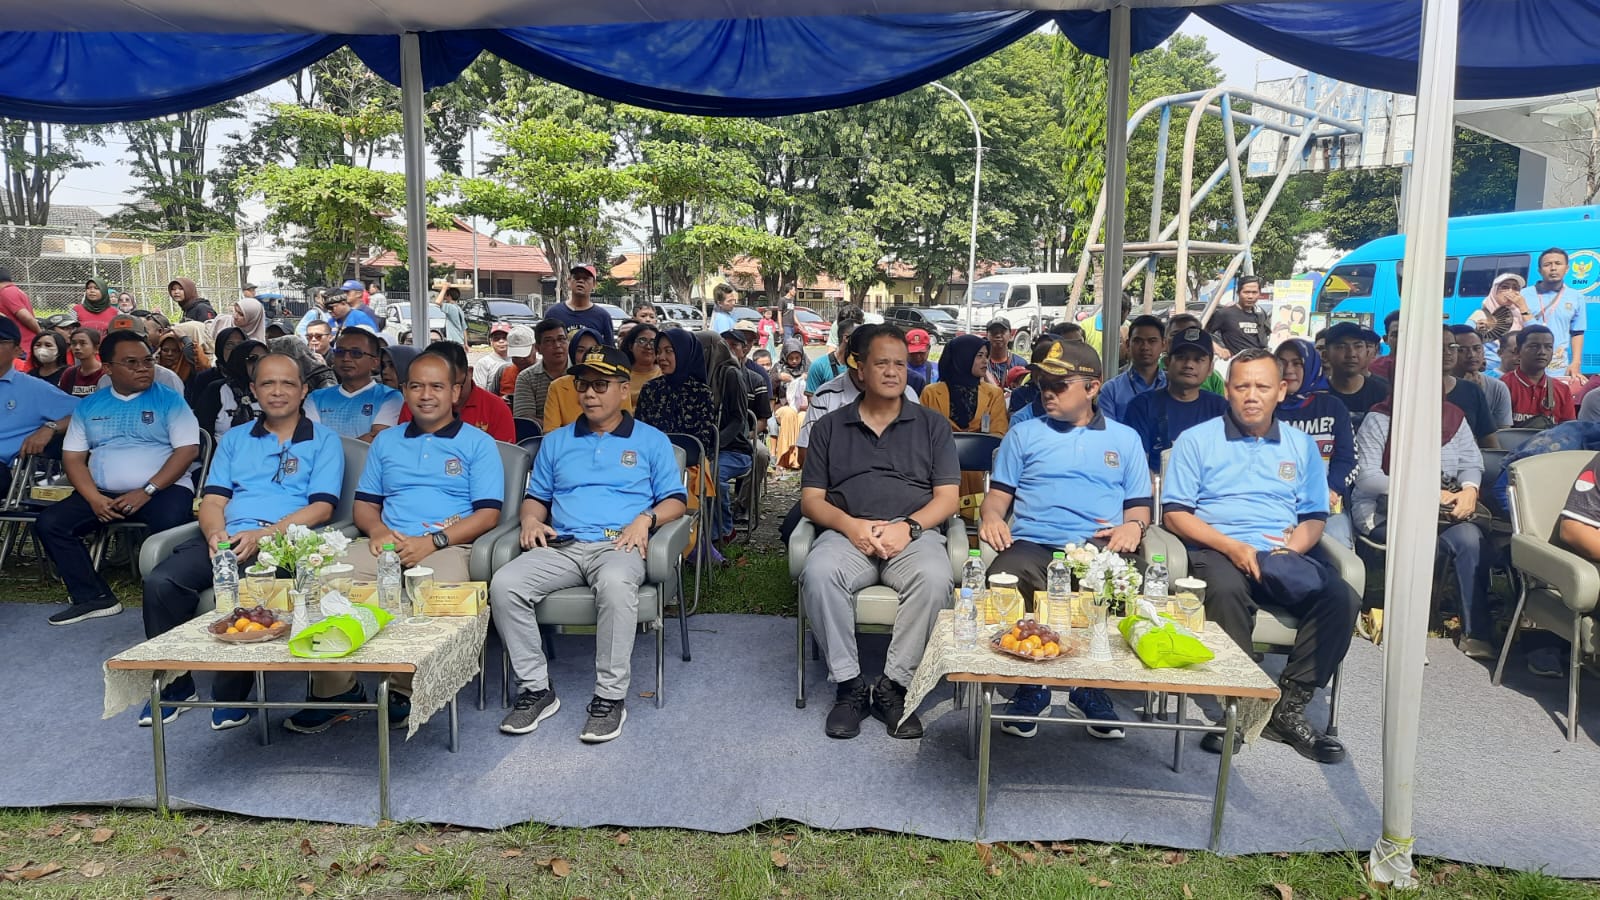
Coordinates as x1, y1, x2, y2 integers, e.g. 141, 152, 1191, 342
870, 675, 924, 739
1263, 678, 1346, 764
1200, 730, 1244, 755
825, 677, 871, 739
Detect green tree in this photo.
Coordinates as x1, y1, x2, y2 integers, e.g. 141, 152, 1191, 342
238, 164, 411, 289
111, 103, 243, 235
0, 119, 98, 227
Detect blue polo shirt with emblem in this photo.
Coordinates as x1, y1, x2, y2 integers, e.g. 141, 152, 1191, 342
203, 415, 344, 534
305, 380, 403, 439
356, 418, 504, 536
991, 413, 1152, 546
1161, 413, 1329, 552
528, 413, 687, 542
63, 383, 199, 493
0, 366, 77, 464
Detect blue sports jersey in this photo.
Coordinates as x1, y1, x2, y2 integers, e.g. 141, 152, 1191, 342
991, 414, 1152, 547
306, 380, 403, 439
63, 384, 199, 492
356, 419, 504, 536
0, 367, 77, 464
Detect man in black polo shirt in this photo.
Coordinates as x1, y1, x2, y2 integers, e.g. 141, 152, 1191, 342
1208, 275, 1270, 361
800, 324, 960, 741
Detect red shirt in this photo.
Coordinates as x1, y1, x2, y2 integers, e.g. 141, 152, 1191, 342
73, 305, 119, 336
0, 284, 37, 373
58, 366, 104, 398
400, 383, 515, 443
1369, 354, 1395, 382
1502, 371, 1575, 426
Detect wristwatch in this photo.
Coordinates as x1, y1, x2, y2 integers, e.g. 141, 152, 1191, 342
142, 482, 159, 496
429, 530, 450, 549
641, 510, 658, 530
897, 517, 923, 540
43, 420, 57, 432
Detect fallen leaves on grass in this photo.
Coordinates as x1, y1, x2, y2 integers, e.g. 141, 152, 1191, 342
413, 842, 434, 855
155, 847, 187, 862
43, 823, 65, 837
188, 823, 210, 837
770, 850, 790, 869
90, 827, 114, 844
1183, 884, 1194, 899
615, 831, 631, 846
997, 843, 1036, 865
297, 880, 316, 895
547, 857, 571, 878
501, 848, 523, 859
80, 861, 108, 879
975, 842, 1000, 876
16, 862, 63, 881
1162, 851, 1188, 866
350, 854, 387, 877
1432, 864, 1461, 885
68, 814, 97, 828
300, 838, 317, 857
1273, 883, 1294, 900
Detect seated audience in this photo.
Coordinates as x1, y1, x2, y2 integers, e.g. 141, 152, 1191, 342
983, 319, 1027, 388
1274, 339, 1357, 548
621, 324, 662, 398
1451, 325, 1512, 430
0, 317, 77, 496
1321, 322, 1391, 429
981, 340, 1148, 739
495, 326, 537, 402
39, 329, 200, 626
491, 345, 688, 743
93, 318, 187, 396
201, 340, 269, 438
60, 327, 106, 397
306, 326, 402, 441
28, 332, 68, 386
1502, 325, 1575, 428
804, 323, 854, 397
800, 325, 959, 740
701, 331, 756, 542
474, 322, 513, 390
1370, 310, 1400, 381
635, 328, 718, 470
1161, 348, 1356, 764
905, 329, 938, 392
286, 350, 506, 733
545, 328, 634, 433
140, 353, 343, 728
512, 319, 571, 426
304, 320, 333, 366
1436, 328, 1498, 446
1122, 326, 1228, 471
1097, 315, 1168, 422
1165, 313, 1227, 396
795, 324, 920, 466
919, 334, 1008, 520
399, 341, 515, 443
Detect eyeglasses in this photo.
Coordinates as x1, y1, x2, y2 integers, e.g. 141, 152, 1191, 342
330, 348, 376, 359
115, 356, 156, 370
244, 353, 266, 366
270, 447, 299, 485
574, 378, 622, 394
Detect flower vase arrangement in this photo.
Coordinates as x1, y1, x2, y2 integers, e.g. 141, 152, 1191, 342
257, 525, 352, 630
1079, 547, 1143, 661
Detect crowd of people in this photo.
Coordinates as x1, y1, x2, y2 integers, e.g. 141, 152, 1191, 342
1, 249, 1595, 754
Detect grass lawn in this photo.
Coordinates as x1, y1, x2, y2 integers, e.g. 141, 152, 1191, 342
2, 546, 1596, 898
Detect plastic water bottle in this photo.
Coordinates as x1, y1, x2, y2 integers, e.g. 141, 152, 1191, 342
213, 542, 239, 609
377, 543, 404, 616
1047, 551, 1072, 632
1145, 554, 1169, 600
955, 549, 984, 648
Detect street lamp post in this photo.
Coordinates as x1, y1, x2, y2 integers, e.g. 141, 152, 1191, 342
930, 81, 982, 333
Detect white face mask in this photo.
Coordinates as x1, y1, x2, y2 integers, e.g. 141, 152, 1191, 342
33, 345, 58, 364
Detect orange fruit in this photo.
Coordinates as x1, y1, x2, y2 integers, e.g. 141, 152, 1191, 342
1031, 648, 1047, 659
1043, 641, 1060, 657
234, 617, 250, 630
245, 621, 266, 632
1000, 633, 1019, 650
1023, 635, 1042, 650
225, 625, 239, 634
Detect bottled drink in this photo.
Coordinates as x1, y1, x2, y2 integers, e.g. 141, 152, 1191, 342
213, 542, 239, 610
377, 543, 404, 616
1145, 554, 1169, 600
955, 549, 984, 647
1046, 551, 1072, 632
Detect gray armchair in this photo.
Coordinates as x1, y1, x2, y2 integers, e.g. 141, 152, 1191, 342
1496, 450, 1600, 742
328, 436, 372, 538
467, 441, 533, 582
790, 515, 969, 709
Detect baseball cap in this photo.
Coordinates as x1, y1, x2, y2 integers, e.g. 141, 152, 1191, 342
569, 345, 630, 379
1167, 326, 1215, 358
490, 321, 513, 336
570, 263, 598, 279
1322, 321, 1381, 345
340, 279, 364, 292
506, 325, 535, 358
1030, 337, 1102, 378
108, 315, 145, 337
721, 320, 759, 343
905, 328, 931, 353
0, 317, 19, 343
986, 318, 1011, 335
44, 312, 78, 330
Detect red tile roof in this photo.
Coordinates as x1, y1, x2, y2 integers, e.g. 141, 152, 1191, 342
365, 219, 553, 275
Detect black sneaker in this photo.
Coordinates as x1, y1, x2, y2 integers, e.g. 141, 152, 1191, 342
1200, 730, 1244, 755
825, 677, 871, 739
579, 696, 626, 743
870, 675, 924, 740
500, 688, 560, 735
48, 598, 122, 626
284, 684, 367, 734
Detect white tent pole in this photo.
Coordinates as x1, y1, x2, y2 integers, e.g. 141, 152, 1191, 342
1369, 0, 1458, 887
929, 81, 982, 334
400, 32, 431, 347
1102, 4, 1131, 375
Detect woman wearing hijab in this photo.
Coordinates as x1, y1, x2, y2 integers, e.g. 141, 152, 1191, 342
543, 327, 633, 431
621, 323, 662, 396
189, 327, 247, 431
773, 338, 809, 469
209, 340, 269, 437
27, 332, 68, 387
74, 279, 118, 334
698, 330, 755, 543
636, 327, 719, 554
380, 344, 416, 390
232, 297, 268, 342
1468, 272, 1528, 371
116, 292, 136, 314
1274, 338, 1357, 547
919, 333, 1008, 519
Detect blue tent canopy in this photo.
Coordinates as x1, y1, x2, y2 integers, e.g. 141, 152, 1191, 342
5, 2, 1600, 122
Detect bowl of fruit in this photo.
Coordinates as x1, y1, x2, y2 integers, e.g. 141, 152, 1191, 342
208, 606, 289, 643
992, 618, 1076, 661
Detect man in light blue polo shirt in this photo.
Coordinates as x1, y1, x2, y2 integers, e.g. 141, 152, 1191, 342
40, 329, 199, 626
981, 339, 1151, 740
1522, 247, 1585, 378
1097, 314, 1167, 422
287, 350, 505, 734
1162, 348, 1357, 765
0, 316, 77, 497
141, 354, 343, 729
492, 345, 688, 744
305, 326, 402, 441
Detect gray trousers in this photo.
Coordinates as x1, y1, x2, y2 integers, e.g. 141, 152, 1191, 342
489, 540, 646, 701
800, 529, 952, 687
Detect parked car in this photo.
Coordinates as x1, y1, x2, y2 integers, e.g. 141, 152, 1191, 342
462, 298, 539, 343
971, 271, 1077, 350
884, 305, 961, 344
596, 303, 629, 332
656, 302, 707, 331
384, 304, 449, 347
793, 309, 830, 344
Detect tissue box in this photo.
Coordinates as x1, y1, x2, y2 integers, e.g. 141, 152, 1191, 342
346, 582, 378, 607
29, 485, 73, 502
424, 582, 487, 617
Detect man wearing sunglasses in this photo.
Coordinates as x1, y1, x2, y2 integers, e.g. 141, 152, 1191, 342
141, 353, 344, 730
492, 345, 687, 744
38, 329, 201, 626
981, 339, 1150, 740
306, 326, 402, 442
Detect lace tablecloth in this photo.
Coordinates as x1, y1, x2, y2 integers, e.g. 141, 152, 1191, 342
905, 611, 1280, 740
104, 612, 490, 740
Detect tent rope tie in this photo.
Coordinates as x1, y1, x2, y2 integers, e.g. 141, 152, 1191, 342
1374, 833, 1415, 865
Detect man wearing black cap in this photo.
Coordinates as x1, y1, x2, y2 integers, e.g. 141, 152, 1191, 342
1321, 321, 1390, 429
1121, 326, 1228, 472
800, 324, 960, 741
492, 344, 688, 744
545, 264, 613, 346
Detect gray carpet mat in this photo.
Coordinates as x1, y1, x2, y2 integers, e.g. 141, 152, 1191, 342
2, 603, 1597, 875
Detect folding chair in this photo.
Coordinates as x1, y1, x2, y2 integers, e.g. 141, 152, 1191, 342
667, 432, 711, 616
514, 417, 542, 444
91, 429, 214, 573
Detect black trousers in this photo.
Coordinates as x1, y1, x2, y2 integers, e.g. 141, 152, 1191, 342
990, 536, 1129, 613
1187, 547, 1358, 690
141, 533, 253, 702
37, 484, 194, 605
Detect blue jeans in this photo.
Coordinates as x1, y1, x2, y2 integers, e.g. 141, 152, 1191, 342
1322, 511, 1354, 549
716, 450, 753, 538
1439, 522, 1491, 641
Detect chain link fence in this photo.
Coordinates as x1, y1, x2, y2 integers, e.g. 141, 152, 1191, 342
0, 224, 241, 318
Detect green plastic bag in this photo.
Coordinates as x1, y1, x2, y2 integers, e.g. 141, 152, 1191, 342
1118, 599, 1215, 668
289, 601, 392, 659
